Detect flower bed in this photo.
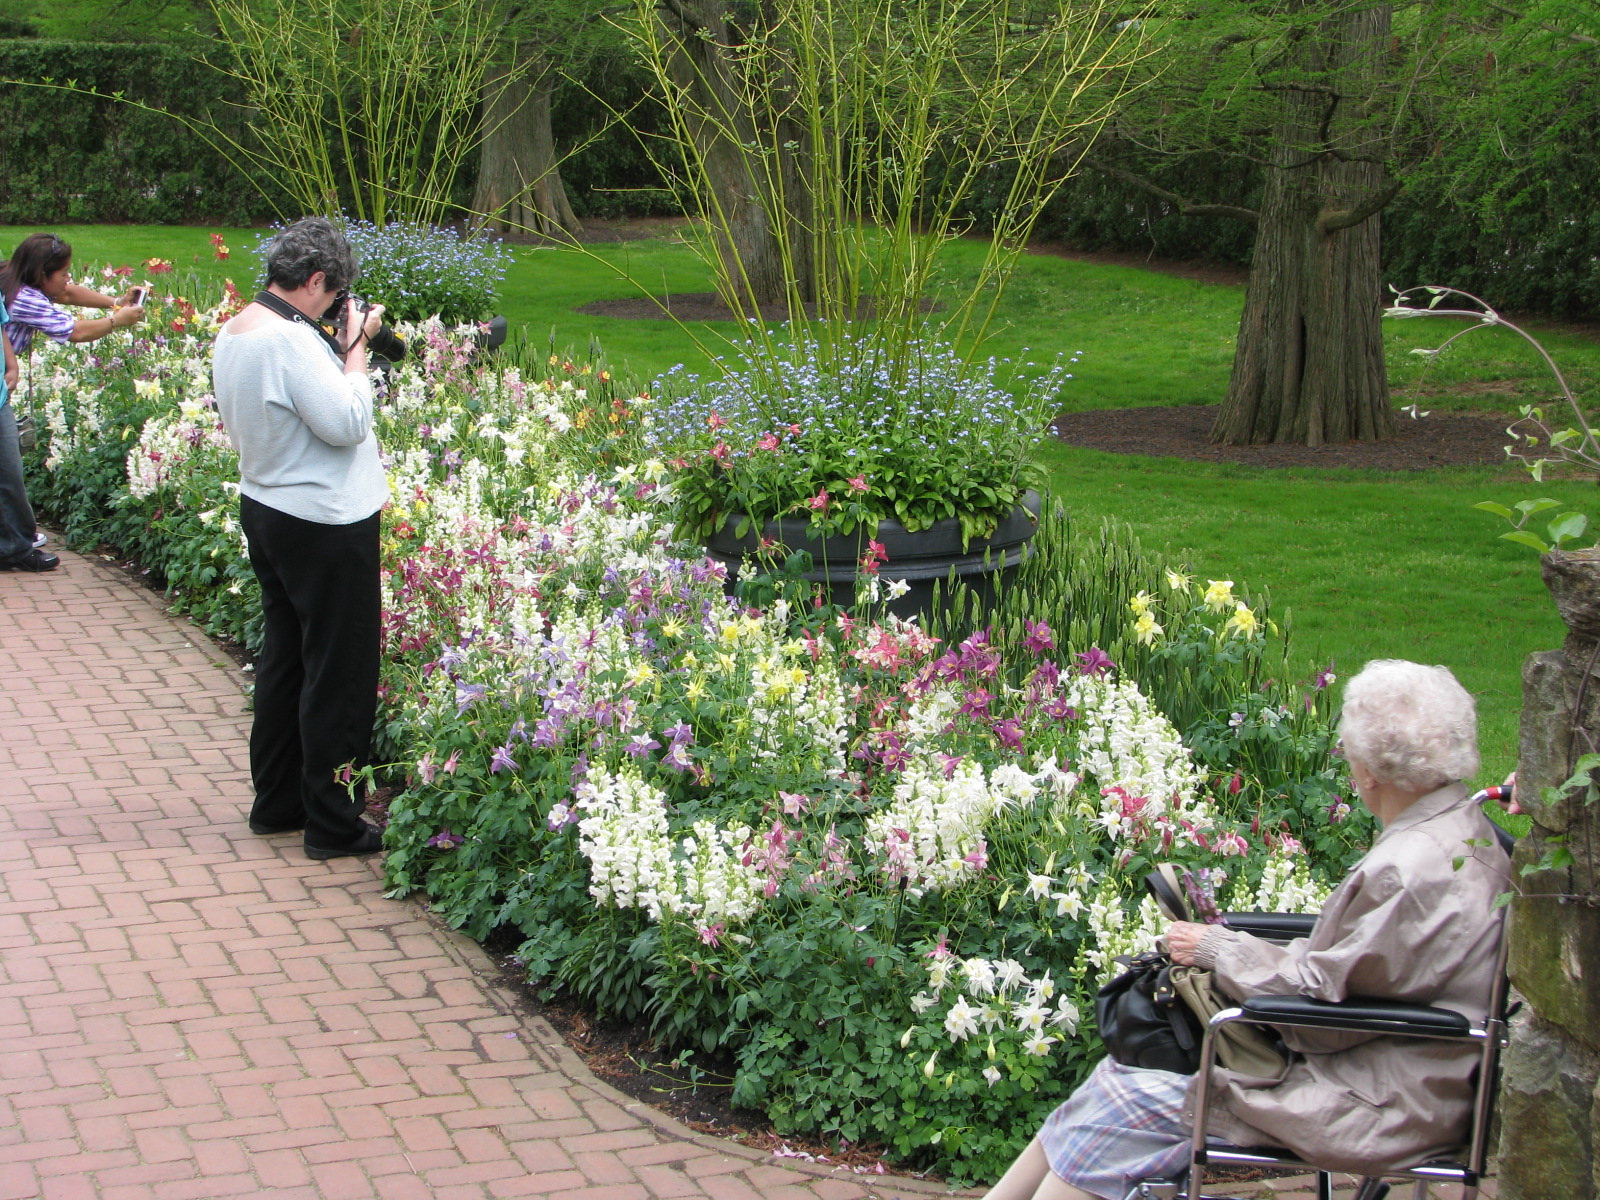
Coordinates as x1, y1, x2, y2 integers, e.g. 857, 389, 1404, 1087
20, 274, 1370, 1184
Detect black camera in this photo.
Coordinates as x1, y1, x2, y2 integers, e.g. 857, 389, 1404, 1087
323, 290, 407, 363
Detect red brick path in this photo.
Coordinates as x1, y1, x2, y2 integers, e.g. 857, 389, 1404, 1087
0, 544, 1486, 1200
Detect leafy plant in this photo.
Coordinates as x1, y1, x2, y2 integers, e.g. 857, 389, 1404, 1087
652, 335, 1068, 542
252, 220, 513, 325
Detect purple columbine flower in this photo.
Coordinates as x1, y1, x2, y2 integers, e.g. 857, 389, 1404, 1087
624, 731, 662, 758
1076, 647, 1115, 677
992, 718, 1025, 752
455, 682, 488, 715
1022, 619, 1056, 655
427, 828, 465, 849
490, 744, 517, 774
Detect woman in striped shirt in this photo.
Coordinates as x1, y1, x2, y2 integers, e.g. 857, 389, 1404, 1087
0, 233, 146, 570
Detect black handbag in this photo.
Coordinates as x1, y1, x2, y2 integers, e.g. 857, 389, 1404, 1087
1094, 949, 1203, 1074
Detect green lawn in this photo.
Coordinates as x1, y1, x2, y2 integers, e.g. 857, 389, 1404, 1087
11, 221, 1597, 782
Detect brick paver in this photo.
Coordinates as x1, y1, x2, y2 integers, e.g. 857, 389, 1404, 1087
0, 544, 1489, 1200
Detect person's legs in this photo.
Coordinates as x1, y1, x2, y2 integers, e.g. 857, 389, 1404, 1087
241, 495, 309, 831
986, 1136, 1098, 1200
0, 403, 39, 563
292, 508, 381, 850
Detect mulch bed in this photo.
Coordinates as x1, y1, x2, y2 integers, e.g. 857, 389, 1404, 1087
1052, 404, 1517, 471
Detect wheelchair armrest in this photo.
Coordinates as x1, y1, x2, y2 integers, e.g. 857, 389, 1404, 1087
1220, 912, 1318, 940
1238, 994, 1474, 1037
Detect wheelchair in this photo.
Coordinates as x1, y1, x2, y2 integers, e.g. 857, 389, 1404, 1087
1127, 806, 1516, 1200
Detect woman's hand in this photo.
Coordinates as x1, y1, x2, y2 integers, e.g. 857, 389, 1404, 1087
359, 301, 386, 344
117, 304, 146, 327
1167, 921, 1210, 966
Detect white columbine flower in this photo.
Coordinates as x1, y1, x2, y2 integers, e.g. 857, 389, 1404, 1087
943, 995, 981, 1042
983, 1065, 1002, 1087
1021, 1033, 1058, 1057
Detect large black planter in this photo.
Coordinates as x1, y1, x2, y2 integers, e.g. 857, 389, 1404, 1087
704, 490, 1042, 622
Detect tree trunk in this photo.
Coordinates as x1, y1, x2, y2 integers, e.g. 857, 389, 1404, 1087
474, 47, 583, 239
657, 0, 815, 311
1211, 5, 1396, 447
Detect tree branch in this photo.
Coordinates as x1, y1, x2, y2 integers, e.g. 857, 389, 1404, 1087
1084, 159, 1260, 225
1485, 1, 1599, 47
1319, 180, 1401, 233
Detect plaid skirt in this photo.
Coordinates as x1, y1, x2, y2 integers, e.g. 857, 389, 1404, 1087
1039, 1057, 1195, 1200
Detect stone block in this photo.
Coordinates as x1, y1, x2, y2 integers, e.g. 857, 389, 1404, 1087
1496, 1010, 1600, 1200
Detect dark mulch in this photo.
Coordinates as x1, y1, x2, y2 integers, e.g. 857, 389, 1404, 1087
1052, 403, 1517, 471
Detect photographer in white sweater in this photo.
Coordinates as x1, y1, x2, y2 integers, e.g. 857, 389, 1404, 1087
213, 217, 389, 861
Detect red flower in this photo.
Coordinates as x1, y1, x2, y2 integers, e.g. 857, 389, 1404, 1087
847, 474, 869, 493
806, 488, 829, 511
708, 412, 728, 430
757, 433, 780, 451
710, 442, 731, 462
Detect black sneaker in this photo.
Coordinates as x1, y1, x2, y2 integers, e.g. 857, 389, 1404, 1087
305, 824, 384, 861
1, 549, 59, 572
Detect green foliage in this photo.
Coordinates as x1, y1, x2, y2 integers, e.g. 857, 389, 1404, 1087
652, 336, 1062, 542
0, 41, 280, 224
250, 220, 514, 325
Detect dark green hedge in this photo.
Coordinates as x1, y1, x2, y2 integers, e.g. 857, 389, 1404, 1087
0, 40, 283, 224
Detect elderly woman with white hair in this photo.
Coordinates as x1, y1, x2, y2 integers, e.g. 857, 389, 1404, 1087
984, 660, 1510, 1200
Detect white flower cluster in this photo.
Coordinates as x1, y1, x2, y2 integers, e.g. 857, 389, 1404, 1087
744, 647, 849, 773
573, 764, 763, 925
1228, 854, 1330, 915
911, 953, 1080, 1059
1083, 888, 1165, 980
1065, 675, 1211, 843
867, 755, 998, 894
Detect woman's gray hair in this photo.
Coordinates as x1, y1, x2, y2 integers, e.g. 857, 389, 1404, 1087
262, 217, 359, 291
1339, 659, 1479, 792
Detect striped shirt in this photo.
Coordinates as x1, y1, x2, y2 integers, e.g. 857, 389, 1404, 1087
4, 285, 76, 354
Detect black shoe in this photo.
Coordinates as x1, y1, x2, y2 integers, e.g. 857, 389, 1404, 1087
1, 549, 59, 571
250, 819, 305, 835
305, 824, 384, 861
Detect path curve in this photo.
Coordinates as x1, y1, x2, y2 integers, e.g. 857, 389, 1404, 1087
0, 543, 954, 1200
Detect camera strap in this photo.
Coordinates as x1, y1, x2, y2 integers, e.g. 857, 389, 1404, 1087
253, 290, 345, 358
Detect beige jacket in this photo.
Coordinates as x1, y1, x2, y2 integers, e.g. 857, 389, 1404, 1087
1184, 783, 1510, 1176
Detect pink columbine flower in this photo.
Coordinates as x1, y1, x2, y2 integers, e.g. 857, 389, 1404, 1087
442, 751, 461, 775
418, 753, 437, 784
699, 923, 725, 947
1216, 831, 1249, 856
757, 433, 781, 451
708, 412, 728, 429
847, 474, 869, 493
807, 488, 830, 512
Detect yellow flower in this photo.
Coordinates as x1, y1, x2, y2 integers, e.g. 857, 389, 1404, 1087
681, 651, 698, 670
685, 677, 707, 703
1134, 612, 1163, 645
660, 619, 684, 639
1128, 590, 1154, 617
716, 652, 737, 673
1164, 568, 1192, 593
1203, 579, 1235, 613
624, 662, 656, 688
1226, 602, 1261, 639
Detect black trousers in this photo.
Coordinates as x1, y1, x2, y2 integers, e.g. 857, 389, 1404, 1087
240, 494, 381, 848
